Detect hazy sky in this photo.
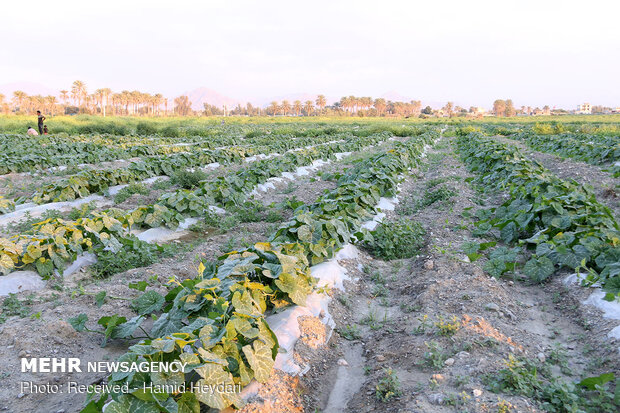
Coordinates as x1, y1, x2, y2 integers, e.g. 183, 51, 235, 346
1, 0, 619, 108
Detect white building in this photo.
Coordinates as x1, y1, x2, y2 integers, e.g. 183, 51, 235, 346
577, 103, 592, 114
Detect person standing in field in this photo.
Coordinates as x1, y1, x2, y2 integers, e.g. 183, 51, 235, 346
43, 125, 49, 135
37, 110, 45, 135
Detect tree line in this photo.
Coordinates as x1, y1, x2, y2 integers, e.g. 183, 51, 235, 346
0, 80, 561, 118
2, 81, 168, 117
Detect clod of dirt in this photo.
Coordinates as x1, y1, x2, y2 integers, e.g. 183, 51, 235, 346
298, 316, 327, 349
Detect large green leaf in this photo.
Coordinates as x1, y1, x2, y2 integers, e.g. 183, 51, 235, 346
132, 291, 165, 315
112, 316, 144, 339
484, 258, 506, 279
68, 313, 88, 332
523, 256, 555, 283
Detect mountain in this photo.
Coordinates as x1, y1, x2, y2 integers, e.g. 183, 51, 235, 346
0, 82, 58, 98
183, 87, 241, 111
380, 90, 412, 102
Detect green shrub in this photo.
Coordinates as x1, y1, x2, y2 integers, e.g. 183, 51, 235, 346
114, 183, 149, 204
92, 239, 170, 278
265, 209, 283, 223
170, 170, 208, 189
136, 122, 158, 136
151, 179, 173, 190
160, 125, 182, 138
364, 218, 425, 260
229, 201, 264, 223
189, 210, 221, 232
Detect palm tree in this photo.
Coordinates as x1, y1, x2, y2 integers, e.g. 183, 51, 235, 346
129, 91, 140, 115
12, 91, 27, 111
101, 88, 112, 117
281, 100, 291, 116
268, 101, 279, 116
152, 93, 163, 116
346, 96, 356, 113
31, 95, 45, 114
60, 90, 69, 106
120, 90, 131, 115
373, 98, 386, 116
45, 96, 57, 115
84, 94, 94, 113
71, 80, 87, 108
360, 97, 372, 112
293, 100, 302, 116
303, 100, 314, 116
94, 89, 105, 115
111, 93, 121, 116
339, 97, 351, 114
316, 95, 326, 114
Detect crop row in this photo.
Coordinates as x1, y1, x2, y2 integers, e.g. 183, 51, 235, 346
72, 130, 437, 412
0, 131, 400, 276
0, 132, 366, 212
511, 132, 620, 167
457, 132, 620, 299
0, 129, 264, 173
0, 131, 241, 156
0, 140, 188, 174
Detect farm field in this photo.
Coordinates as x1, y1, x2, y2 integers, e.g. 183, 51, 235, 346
0, 118, 619, 413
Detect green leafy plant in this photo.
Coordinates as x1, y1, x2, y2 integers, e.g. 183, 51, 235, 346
485, 355, 620, 412
170, 169, 209, 189
422, 341, 447, 369
457, 133, 620, 298
92, 238, 167, 278
376, 368, 402, 401
364, 218, 425, 260
337, 324, 361, 340
113, 183, 149, 204
0, 293, 33, 323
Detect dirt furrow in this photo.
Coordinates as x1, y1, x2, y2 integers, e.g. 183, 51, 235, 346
302, 137, 618, 413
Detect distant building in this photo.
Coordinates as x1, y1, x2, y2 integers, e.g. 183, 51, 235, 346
532, 107, 551, 116
577, 103, 592, 114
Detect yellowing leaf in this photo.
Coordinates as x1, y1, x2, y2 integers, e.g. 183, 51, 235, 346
242, 340, 274, 383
